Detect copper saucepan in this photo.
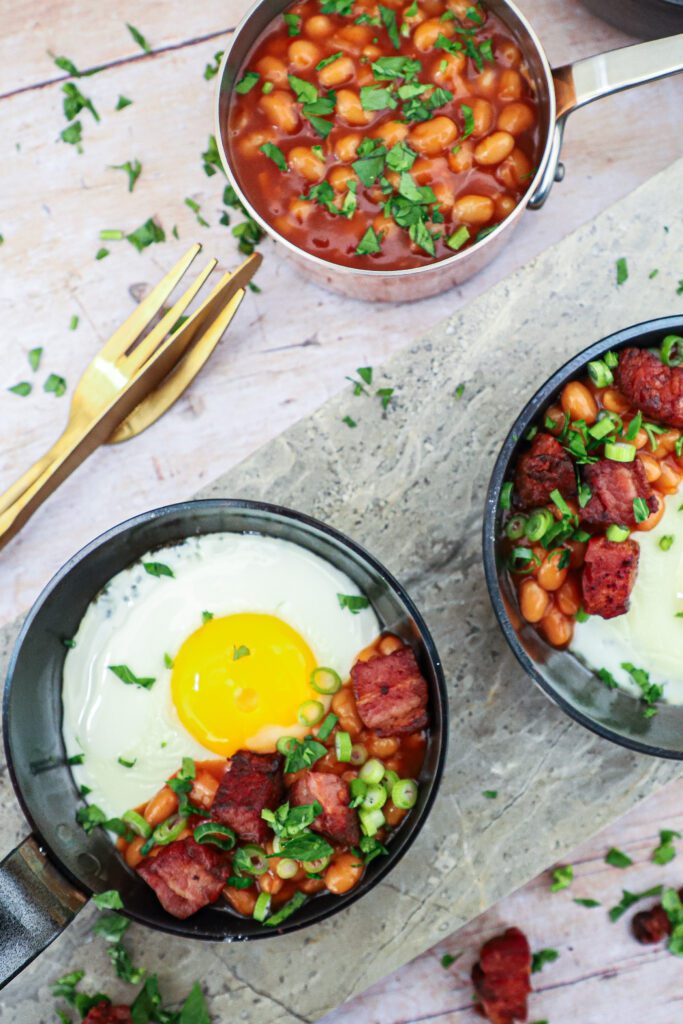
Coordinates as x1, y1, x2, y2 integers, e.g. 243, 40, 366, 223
215, 1, 683, 302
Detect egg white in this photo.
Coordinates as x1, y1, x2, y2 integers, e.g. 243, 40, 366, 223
570, 498, 683, 700
62, 532, 379, 818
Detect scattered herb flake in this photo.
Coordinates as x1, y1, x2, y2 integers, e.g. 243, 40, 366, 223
342, 415, 357, 428
127, 217, 165, 252
116, 95, 133, 110
204, 51, 224, 80
9, 381, 32, 397
108, 664, 156, 689
609, 885, 663, 922
574, 897, 601, 908
605, 847, 633, 869
482, 789, 498, 799
260, 142, 288, 172
652, 829, 681, 866
337, 593, 370, 614
96, 247, 110, 260
233, 645, 250, 660
236, 71, 260, 94
127, 23, 151, 53
44, 373, 67, 397
531, 948, 559, 973
111, 159, 142, 192
616, 257, 628, 286
143, 561, 174, 578
550, 865, 573, 892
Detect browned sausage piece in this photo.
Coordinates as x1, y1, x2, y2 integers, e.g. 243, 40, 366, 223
289, 770, 359, 846
472, 926, 532, 1024
581, 536, 639, 619
136, 837, 230, 919
616, 347, 683, 429
351, 647, 428, 736
581, 458, 657, 527
213, 749, 284, 844
513, 432, 577, 510
84, 1007, 133, 1024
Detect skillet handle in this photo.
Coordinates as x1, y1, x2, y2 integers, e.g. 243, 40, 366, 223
0, 835, 87, 988
529, 33, 683, 209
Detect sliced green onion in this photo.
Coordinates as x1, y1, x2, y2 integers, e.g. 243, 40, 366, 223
604, 350, 619, 369
335, 731, 352, 762
589, 416, 616, 441
152, 815, 188, 845
587, 359, 614, 388
350, 777, 368, 801
276, 736, 298, 755
606, 524, 629, 543
363, 783, 388, 810
310, 667, 342, 694
549, 489, 573, 518
499, 481, 513, 510
239, 844, 269, 875
507, 547, 540, 575
276, 858, 299, 879
383, 769, 400, 792
661, 335, 683, 367
297, 700, 325, 726
392, 778, 418, 809
121, 810, 152, 839
659, 535, 674, 551
264, 890, 307, 927
349, 743, 368, 766
525, 509, 553, 542
317, 712, 337, 741
359, 758, 385, 785
305, 854, 331, 872
193, 822, 236, 851
253, 892, 271, 922
140, 837, 155, 856
505, 514, 527, 540
359, 807, 385, 837
272, 835, 283, 854
604, 442, 636, 463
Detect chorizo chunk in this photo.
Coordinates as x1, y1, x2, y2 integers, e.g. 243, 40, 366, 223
290, 770, 359, 846
580, 457, 657, 527
513, 432, 577, 510
632, 905, 672, 945
136, 837, 229, 919
213, 749, 284, 844
581, 536, 639, 619
616, 346, 683, 428
472, 927, 532, 1024
84, 1007, 132, 1024
351, 647, 428, 736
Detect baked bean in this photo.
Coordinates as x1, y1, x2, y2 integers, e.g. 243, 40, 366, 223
239, 128, 276, 158
144, 785, 178, 826
125, 836, 146, 869
336, 88, 373, 126
289, 198, 316, 224
288, 39, 321, 70
519, 578, 551, 623
561, 380, 598, 424
191, 771, 219, 808
333, 23, 373, 53
632, 428, 649, 450
304, 14, 334, 38
496, 147, 532, 189
655, 461, 681, 494
653, 429, 681, 458
537, 549, 569, 592
475, 68, 498, 98
497, 101, 535, 135
495, 194, 516, 218
638, 451, 662, 482
635, 494, 665, 531
544, 404, 566, 434
299, 875, 326, 894
496, 39, 522, 67
256, 55, 288, 87
601, 388, 630, 414
331, 686, 363, 736
474, 131, 515, 166
470, 97, 494, 137
329, 165, 357, 192
362, 43, 383, 61
378, 634, 404, 656
335, 132, 361, 162
498, 68, 523, 100
556, 575, 581, 617
258, 871, 284, 896
223, 884, 258, 916
453, 194, 495, 225
412, 155, 445, 184
409, 115, 458, 156
432, 51, 466, 84
383, 800, 407, 827
366, 734, 400, 757
318, 54, 354, 87
414, 17, 452, 51
540, 607, 573, 647
373, 119, 410, 147
373, 213, 400, 239
324, 852, 364, 894
434, 181, 455, 212
259, 90, 299, 133
289, 146, 325, 181
447, 140, 473, 173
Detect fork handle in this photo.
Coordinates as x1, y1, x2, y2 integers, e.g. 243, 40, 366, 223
0, 429, 79, 517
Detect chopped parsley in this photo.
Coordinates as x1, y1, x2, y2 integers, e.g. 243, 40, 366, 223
376, 386, 394, 410
62, 82, 99, 123
652, 829, 681, 866
204, 51, 224, 80
284, 13, 302, 35
360, 86, 398, 111
201, 610, 214, 623
621, 661, 663, 717
185, 196, 209, 227
126, 23, 151, 53
574, 897, 601, 908
440, 953, 460, 968
96, 247, 109, 260
337, 593, 370, 613
236, 71, 260, 94
143, 560, 174, 578
550, 864, 573, 892
284, 735, 327, 773
115, 94, 133, 110
111, 159, 142, 192
108, 664, 156, 689
67, 753, 85, 765
605, 847, 633, 868
482, 789, 498, 799
127, 217, 165, 251
616, 257, 628, 285
659, 535, 675, 551
662, 887, 683, 955
260, 142, 288, 172
356, 225, 382, 256
342, 415, 357, 428
531, 948, 559, 973
8, 382, 32, 397
233, 645, 250, 660
609, 885, 662, 922
379, 4, 401, 48
117, 756, 137, 768
44, 373, 67, 397
60, 120, 83, 150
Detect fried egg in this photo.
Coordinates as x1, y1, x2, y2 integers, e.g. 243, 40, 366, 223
62, 533, 379, 817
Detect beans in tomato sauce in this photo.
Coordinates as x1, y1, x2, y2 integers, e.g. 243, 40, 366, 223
226, 0, 541, 271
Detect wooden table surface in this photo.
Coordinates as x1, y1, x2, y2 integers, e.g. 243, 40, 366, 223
1, 0, 682, 1018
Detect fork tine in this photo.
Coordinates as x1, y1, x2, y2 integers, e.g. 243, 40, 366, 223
97, 244, 202, 362
108, 289, 247, 444
118, 258, 218, 374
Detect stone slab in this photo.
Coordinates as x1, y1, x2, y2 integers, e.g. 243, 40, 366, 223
2, 159, 683, 1021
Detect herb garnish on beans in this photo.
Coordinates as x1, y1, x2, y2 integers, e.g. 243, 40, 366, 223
227, 0, 541, 270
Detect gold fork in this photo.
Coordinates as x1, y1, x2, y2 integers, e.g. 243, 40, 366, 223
0, 248, 260, 549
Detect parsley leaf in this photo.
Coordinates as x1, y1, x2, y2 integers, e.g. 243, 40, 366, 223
111, 159, 142, 192
337, 593, 370, 613
550, 865, 573, 892
360, 86, 398, 111
652, 829, 681, 866
609, 885, 662, 922
127, 23, 151, 53
356, 225, 382, 255
44, 373, 67, 397
8, 381, 32, 397
531, 948, 559, 973
143, 561, 174, 578
616, 257, 628, 285
93, 889, 124, 911
605, 847, 633, 868
108, 664, 156, 689
379, 4, 401, 48
62, 82, 99, 122
127, 217, 165, 251
116, 95, 133, 110
204, 50, 224, 80
233, 645, 250, 660
260, 142, 288, 172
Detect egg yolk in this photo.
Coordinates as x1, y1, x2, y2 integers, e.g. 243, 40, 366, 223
170, 612, 317, 756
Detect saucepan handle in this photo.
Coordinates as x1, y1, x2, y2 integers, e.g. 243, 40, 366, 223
529, 33, 683, 209
0, 835, 87, 988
